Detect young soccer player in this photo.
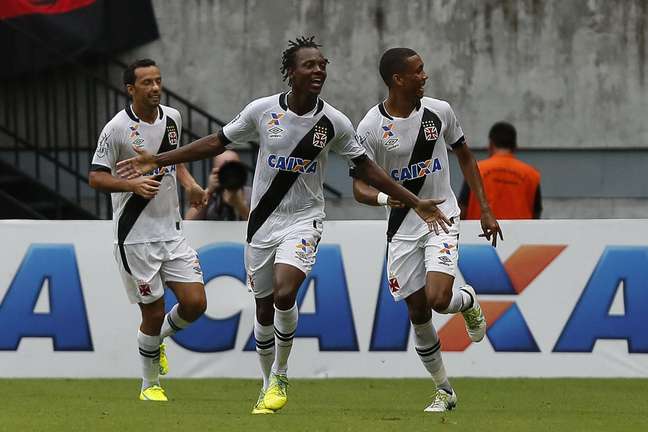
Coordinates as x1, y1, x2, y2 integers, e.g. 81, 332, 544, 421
352, 48, 503, 412
116, 38, 450, 413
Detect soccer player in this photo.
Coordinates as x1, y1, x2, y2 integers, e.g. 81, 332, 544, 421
88, 59, 208, 402
351, 48, 503, 412
116, 37, 450, 414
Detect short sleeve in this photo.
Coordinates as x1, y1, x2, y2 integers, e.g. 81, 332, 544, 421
348, 119, 378, 177
222, 101, 260, 144
90, 124, 117, 172
444, 102, 465, 149
330, 115, 366, 162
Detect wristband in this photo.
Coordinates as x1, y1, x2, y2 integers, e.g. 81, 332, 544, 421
377, 192, 389, 206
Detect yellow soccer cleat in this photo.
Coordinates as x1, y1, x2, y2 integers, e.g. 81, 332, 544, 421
159, 343, 169, 376
251, 389, 275, 414
139, 385, 168, 402
263, 373, 288, 410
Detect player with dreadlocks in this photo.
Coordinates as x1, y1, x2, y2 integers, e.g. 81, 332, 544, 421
117, 36, 451, 414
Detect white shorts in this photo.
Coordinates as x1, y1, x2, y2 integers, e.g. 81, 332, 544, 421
245, 220, 323, 298
114, 238, 204, 304
387, 219, 460, 301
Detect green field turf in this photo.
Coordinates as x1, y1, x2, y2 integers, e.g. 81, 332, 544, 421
1, 378, 646, 431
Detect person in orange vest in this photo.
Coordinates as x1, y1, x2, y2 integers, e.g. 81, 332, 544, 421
459, 122, 542, 220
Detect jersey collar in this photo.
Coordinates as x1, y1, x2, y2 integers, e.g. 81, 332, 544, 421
125, 104, 164, 123
378, 100, 421, 121
279, 92, 324, 117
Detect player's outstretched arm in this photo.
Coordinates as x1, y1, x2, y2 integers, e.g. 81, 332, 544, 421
117, 131, 228, 179
454, 141, 503, 246
352, 177, 404, 208
353, 156, 451, 234
89, 170, 160, 199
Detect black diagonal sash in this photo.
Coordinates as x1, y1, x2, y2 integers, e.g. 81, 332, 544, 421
246, 115, 335, 243
386, 108, 442, 242
117, 111, 176, 269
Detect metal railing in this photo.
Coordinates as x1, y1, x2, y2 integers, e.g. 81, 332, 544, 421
0, 22, 342, 220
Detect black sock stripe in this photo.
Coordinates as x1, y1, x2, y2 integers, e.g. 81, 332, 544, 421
460, 288, 475, 309
167, 315, 181, 332
256, 339, 275, 349
415, 342, 441, 356
274, 327, 296, 339
139, 351, 160, 359
139, 347, 160, 355
275, 332, 295, 342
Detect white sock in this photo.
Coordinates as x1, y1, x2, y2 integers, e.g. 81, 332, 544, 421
254, 316, 275, 390
440, 286, 473, 314
137, 330, 160, 391
412, 319, 452, 393
272, 303, 298, 376
160, 304, 191, 340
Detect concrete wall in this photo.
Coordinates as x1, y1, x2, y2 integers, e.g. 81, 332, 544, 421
123, 0, 648, 149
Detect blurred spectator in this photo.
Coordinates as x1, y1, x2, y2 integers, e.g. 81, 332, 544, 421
459, 122, 542, 219
186, 150, 251, 221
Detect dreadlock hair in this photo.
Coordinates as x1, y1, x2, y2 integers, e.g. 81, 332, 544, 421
280, 36, 325, 86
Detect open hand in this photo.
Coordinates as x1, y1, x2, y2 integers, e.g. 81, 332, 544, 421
479, 209, 504, 247
117, 145, 158, 179
129, 176, 160, 199
414, 198, 451, 235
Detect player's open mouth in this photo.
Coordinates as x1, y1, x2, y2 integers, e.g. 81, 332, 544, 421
311, 78, 324, 88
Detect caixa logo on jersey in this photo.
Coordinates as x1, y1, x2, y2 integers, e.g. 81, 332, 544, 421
1, 243, 647, 354
390, 158, 442, 182
267, 154, 318, 174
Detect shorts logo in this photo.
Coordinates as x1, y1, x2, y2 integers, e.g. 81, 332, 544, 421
267, 113, 285, 138
423, 120, 438, 141
390, 158, 442, 182
388, 277, 400, 293
440, 242, 454, 255
137, 281, 152, 296
268, 154, 318, 174
295, 238, 317, 263
438, 255, 453, 266
192, 259, 202, 275
167, 125, 178, 146
313, 125, 327, 148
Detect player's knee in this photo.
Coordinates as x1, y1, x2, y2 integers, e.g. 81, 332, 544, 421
142, 307, 166, 329
429, 291, 452, 313
181, 291, 207, 321
273, 285, 297, 310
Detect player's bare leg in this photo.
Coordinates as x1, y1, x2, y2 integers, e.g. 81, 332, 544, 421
262, 263, 304, 411
157, 281, 207, 375
425, 272, 486, 342
137, 297, 167, 401
404, 288, 456, 411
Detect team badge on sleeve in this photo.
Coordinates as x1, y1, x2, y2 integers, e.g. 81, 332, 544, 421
167, 125, 178, 146
423, 120, 439, 141
313, 125, 327, 148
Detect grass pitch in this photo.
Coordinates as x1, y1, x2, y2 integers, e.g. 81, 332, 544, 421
1, 378, 646, 431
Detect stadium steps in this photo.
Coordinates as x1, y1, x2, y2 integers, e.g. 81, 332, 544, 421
0, 159, 97, 220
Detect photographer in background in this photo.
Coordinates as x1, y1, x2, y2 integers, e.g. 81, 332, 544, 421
186, 150, 251, 221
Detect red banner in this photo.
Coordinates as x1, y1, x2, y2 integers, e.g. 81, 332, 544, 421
0, 0, 96, 20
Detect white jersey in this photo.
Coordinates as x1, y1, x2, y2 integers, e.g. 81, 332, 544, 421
91, 104, 184, 245
356, 97, 465, 241
222, 92, 366, 247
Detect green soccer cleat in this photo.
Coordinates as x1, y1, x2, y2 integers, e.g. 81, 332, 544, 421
424, 388, 457, 412
139, 385, 168, 402
251, 389, 275, 414
263, 373, 289, 410
461, 285, 487, 342
159, 343, 169, 376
